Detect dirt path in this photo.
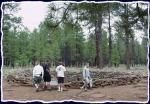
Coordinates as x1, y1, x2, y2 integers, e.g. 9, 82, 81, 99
2, 78, 148, 103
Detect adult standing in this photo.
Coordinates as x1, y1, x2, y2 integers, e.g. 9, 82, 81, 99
42, 62, 51, 90
56, 62, 66, 92
32, 61, 44, 92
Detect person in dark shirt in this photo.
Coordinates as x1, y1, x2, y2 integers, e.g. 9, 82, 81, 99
42, 62, 51, 90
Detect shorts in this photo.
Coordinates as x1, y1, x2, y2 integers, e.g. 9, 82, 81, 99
83, 78, 92, 88
57, 77, 64, 84
43, 73, 51, 82
32, 76, 43, 84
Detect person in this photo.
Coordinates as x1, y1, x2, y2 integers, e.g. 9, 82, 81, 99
81, 63, 92, 91
42, 62, 51, 90
32, 61, 44, 92
56, 62, 66, 92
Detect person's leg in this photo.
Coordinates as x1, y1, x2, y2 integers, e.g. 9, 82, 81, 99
48, 75, 51, 89
83, 80, 86, 89
42, 82, 47, 90
60, 83, 64, 91
35, 84, 39, 92
35, 84, 38, 88
81, 79, 86, 89
89, 79, 93, 88
33, 76, 40, 92
46, 82, 51, 89
39, 77, 44, 90
60, 83, 62, 91
84, 79, 88, 91
57, 84, 61, 91
57, 77, 61, 91
60, 77, 65, 91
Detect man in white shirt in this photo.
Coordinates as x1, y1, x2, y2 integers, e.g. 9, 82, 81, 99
56, 62, 66, 92
32, 61, 44, 92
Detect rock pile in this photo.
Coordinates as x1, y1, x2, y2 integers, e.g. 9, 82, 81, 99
6, 69, 143, 89
64, 74, 141, 89
6, 69, 33, 87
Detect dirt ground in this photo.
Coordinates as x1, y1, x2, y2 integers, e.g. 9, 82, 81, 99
2, 78, 148, 103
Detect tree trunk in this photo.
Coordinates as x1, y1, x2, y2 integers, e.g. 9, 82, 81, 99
125, 38, 130, 69
95, 20, 100, 68
98, 17, 103, 69
108, 3, 112, 67
124, 4, 130, 69
131, 35, 135, 67
95, 10, 103, 69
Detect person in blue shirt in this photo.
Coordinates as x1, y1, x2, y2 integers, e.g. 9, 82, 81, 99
81, 63, 92, 91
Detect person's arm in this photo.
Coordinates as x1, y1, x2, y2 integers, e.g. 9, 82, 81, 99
45, 65, 49, 72
33, 67, 36, 78
46, 65, 50, 72
56, 66, 58, 72
63, 66, 67, 77
88, 70, 91, 79
55, 66, 58, 77
83, 69, 86, 79
41, 67, 44, 79
63, 66, 66, 72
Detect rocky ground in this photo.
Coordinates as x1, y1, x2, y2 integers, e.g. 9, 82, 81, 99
2, 78, 148, 103
1, 66, 149, 103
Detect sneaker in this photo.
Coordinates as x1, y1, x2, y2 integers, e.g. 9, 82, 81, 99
84, 88, 87, 91
36, 88, 39, 92
89, 87, 92, 90
43, 85, 47, 90
60, 88, 63, 92
80, 86, 84, 89
47, 88, 52, 91
57, 89, 61, 92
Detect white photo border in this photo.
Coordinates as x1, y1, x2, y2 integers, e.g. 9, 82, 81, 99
0, 0, 149, 103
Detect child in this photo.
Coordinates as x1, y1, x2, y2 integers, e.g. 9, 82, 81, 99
56, 62, 66, 92
81, 63, 92, 91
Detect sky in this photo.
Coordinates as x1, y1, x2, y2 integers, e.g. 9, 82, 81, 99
14, 1, 148, 43
17, 2, 48, 32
